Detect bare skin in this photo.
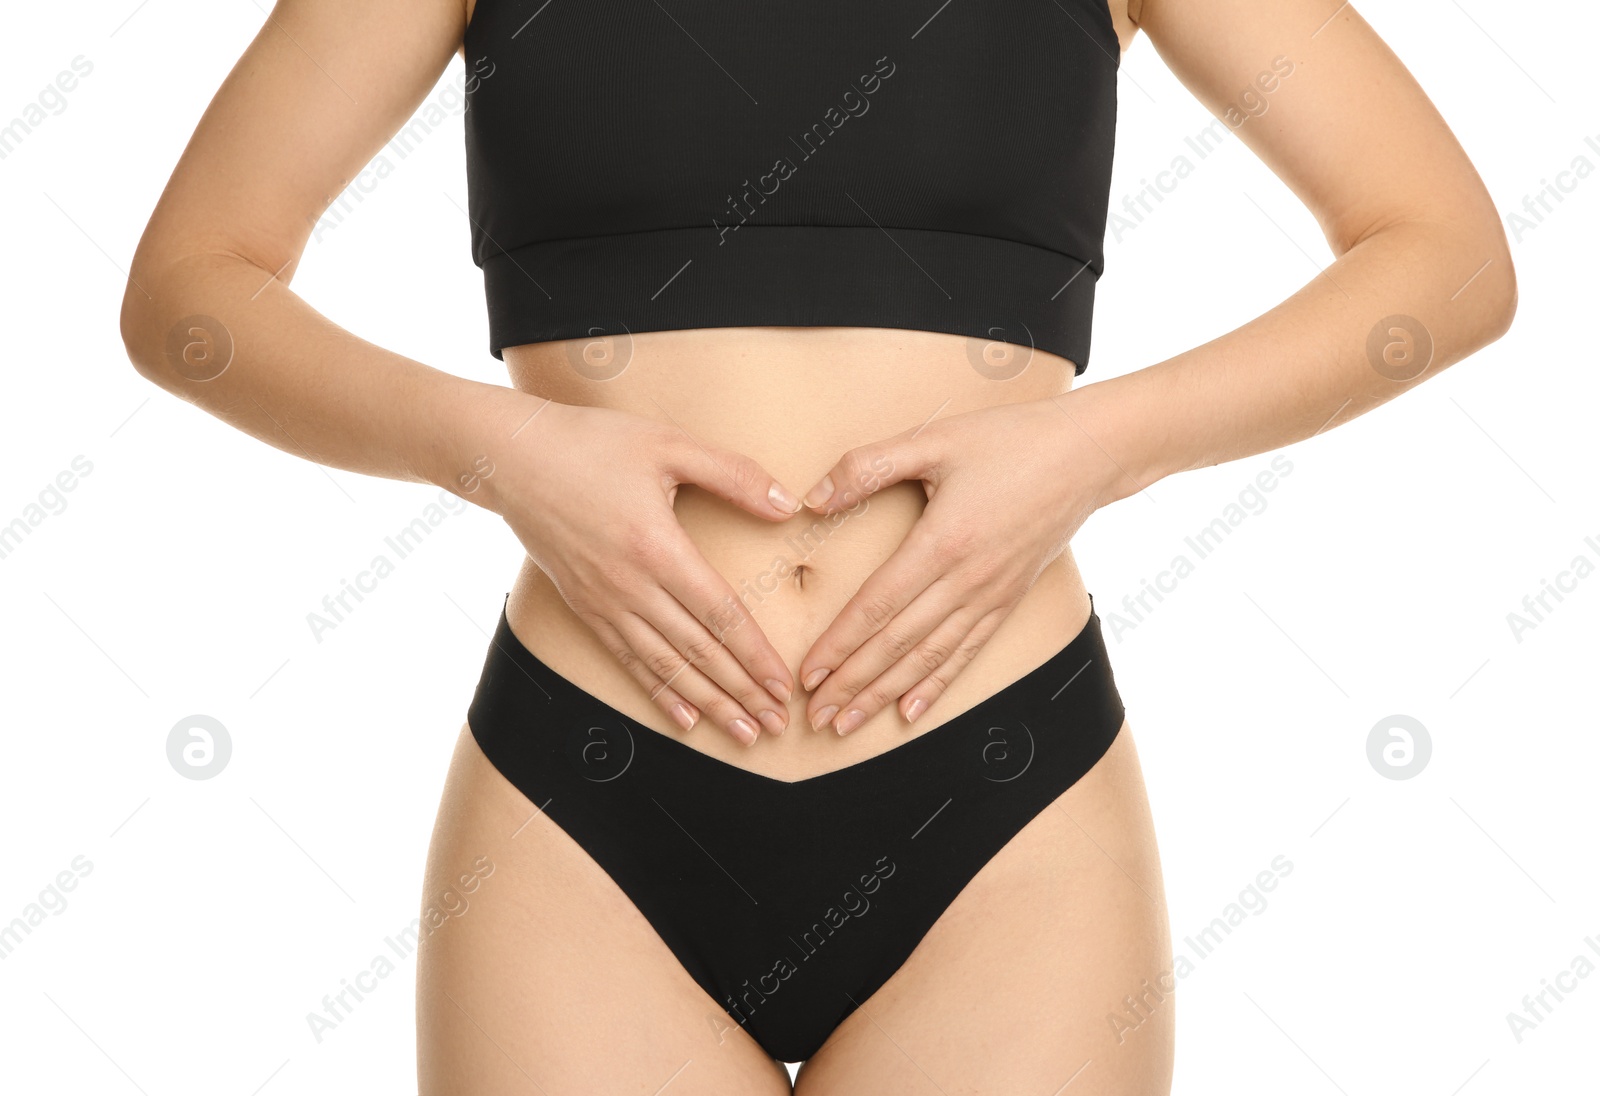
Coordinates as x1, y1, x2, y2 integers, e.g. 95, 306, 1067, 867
120, 0, 1514, 1091
419, 715, 1168, 1095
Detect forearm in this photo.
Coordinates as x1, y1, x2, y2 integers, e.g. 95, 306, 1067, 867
119, 250, 527, 511
1066, 216, 1518, 506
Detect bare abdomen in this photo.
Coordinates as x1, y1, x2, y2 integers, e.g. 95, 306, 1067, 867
499, 326, 1093, 780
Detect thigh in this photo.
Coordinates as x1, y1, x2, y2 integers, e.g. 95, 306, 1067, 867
416, 723, 792, 1096
795, 722, 1174, 1096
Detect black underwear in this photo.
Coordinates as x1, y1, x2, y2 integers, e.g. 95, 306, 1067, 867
466, 595, 1126, 1063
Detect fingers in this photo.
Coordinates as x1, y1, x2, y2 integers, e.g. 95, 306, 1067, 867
664, 436, 805, 522
841, 608, 1009, 735
642, 585, 790, 738
806, 594, 977, 733
586, 615, 702, 734
610, 610, 767, 746
654, 531, 794, 714
797, 523, 943, 703
800, 432, 932, 513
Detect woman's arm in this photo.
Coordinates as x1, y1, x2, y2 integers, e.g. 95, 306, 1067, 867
1070, 0, 1516, 500
795, 0, 1516, 733
119, 0, 499, 493
120, 0, 800, 741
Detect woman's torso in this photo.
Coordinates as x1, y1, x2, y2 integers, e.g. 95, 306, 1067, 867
470, 0, 1135, 778
502, 326, 1093, 781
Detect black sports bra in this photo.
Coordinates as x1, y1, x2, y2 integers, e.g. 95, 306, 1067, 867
462, 0, 1119, 374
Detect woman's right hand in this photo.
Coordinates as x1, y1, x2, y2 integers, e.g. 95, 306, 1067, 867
472, 394, 801, 745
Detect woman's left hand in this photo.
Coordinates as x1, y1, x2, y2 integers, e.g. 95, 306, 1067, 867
796, 393, 1130, 734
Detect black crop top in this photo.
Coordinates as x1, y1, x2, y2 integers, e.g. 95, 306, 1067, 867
462, 0, 1119, 373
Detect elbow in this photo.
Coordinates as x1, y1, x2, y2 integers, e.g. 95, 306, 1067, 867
1486, 246, 1519, 346
120, 246, 248, 388
119, 267, 168, 384
1426, 210, 1519, 355
1471, 228, 1519, 351
1442, 217, 1520, 353
120, 260, 193, 390
1459, 194, 1520, 346
120, 231, 187, 383
1348, 208, 1520, 354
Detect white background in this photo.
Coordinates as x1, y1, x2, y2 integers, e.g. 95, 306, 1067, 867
1, 1, 1595, 1093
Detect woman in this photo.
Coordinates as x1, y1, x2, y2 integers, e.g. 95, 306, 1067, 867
119, 0, 1515, 1090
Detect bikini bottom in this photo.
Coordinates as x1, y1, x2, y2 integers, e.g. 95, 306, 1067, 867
466, 593, 1126, 1063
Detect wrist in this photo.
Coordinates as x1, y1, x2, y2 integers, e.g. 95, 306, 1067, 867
1051, 379, 1178, 509
424, 379, 552, 516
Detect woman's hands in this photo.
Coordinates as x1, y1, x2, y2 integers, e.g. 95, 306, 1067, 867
481, 395, 804, 745
795, 393, 1130, 735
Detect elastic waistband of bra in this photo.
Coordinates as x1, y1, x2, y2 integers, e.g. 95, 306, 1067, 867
478, 224, 1098, 374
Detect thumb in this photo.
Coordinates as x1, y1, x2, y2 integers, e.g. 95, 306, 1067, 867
664, 438, 805, 522
802, 433, 934, 514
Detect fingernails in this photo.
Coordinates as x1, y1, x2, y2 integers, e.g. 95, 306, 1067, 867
835, 708, 867, 736
811, 705, 838, 733
728, 718, 758, 746
765, 678, 792, 703
758, 709, 786, 736
768, 481, 803, 514
904, 697, 927, 723
803, 667, 831, 692
803, 475, 835, 509
671, 703, 698, 732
